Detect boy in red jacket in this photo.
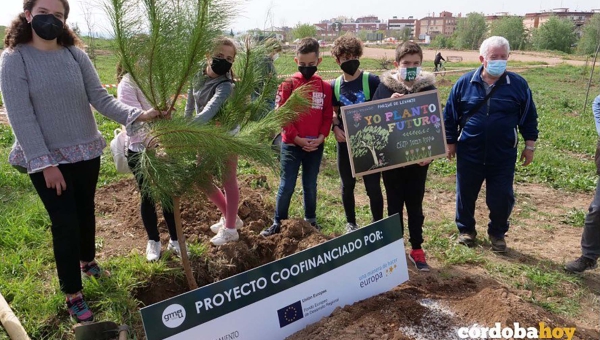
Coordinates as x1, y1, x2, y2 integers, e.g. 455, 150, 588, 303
261, 37, 333, 236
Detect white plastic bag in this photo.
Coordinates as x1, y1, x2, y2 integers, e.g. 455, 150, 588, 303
110, 128, 131, 174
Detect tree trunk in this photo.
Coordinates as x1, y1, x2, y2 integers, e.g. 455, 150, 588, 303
172, 197, 198, 290
0, 292, 30, 340
369, 147, 378, 165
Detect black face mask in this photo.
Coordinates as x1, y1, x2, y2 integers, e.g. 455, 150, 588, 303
298, 66, 318, 80
210, 58, 233, 76
340, 60, 360, 75
31, 14, 64, 41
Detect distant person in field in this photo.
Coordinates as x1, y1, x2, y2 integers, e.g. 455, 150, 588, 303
185, 37, 242, 246
434, 52, 445, 72
260, 37, 333, 237
372, 41, 436, 271
330, 34, 383, 234
565, 94, 600, 273
116, 63, 187, 262
443, 36, 538, 253
0, 0, 163, 322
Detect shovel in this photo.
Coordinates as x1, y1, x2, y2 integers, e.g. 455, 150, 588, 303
73, 321, 129, 340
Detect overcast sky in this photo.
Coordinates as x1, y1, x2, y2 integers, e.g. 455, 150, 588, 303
1, 0, 598, 34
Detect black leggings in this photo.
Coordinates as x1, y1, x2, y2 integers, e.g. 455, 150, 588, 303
382, 164, 429, 250
30, 157, 100, 294
127, 150, 177, 242
337, 142, 384, 224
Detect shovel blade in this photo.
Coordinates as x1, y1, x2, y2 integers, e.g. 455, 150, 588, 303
74, 321, 120, 340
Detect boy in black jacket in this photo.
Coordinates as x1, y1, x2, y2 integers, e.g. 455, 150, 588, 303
372, 41, 436, 272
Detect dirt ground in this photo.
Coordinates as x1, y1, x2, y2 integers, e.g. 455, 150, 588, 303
94, 173, 600, 340
362, 47, 591, 67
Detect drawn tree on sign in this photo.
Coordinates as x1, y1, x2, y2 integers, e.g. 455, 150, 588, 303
350, 125, 390, 166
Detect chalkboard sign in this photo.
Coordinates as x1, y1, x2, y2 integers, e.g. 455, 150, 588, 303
340, 90, 447, 177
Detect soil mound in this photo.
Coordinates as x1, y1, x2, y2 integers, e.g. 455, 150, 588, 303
287, 280, 598, 340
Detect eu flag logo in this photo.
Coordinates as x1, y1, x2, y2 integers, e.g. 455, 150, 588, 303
277, 300, 304, 328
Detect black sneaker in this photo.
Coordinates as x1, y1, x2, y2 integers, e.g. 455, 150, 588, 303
489, 235, 507, 253
345, 223, 359, 233
457, 232, 477, 248
565, 256, 597, 273
260, 223, 281, 237
310, 222, 322, 231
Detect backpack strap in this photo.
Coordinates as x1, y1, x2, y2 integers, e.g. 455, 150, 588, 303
362, 71, 370, 101
460, 82, 501, 128
210, 78, 233, 98
334, 75, 342, 102
334, 72, 370, 102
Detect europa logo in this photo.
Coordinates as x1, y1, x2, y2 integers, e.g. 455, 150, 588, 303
162, 304, 186, 328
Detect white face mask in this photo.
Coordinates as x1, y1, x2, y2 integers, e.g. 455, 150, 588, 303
272, 53, 279, 61
398, 67, 422, 81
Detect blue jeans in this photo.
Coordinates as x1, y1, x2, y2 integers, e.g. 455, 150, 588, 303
274, 143, 324, 224
455, 158, 515, 238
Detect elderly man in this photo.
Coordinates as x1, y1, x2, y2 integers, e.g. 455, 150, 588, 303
443, 36, 538, 252
565, 94, 600, 273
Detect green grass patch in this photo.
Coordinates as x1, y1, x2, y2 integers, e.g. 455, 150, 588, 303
562, 208, 586, 227
485, 261, 583, 316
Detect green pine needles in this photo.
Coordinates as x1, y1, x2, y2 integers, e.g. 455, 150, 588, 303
105, 0, 311, 206
105, 0, 233, 111
136, 83, 309, 206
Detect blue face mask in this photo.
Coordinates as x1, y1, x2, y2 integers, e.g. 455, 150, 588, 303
485, 60, 507, 77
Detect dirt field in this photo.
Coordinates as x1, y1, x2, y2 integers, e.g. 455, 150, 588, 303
94, 174, 600, 340
362, 47, 590, 66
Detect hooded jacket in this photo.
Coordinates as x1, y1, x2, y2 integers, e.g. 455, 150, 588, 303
276, 72, 333, 144
372, 69, 436, 99
443, 66, 538, 165
372, 70, 437, 169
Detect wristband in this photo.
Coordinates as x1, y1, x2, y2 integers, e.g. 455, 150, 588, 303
525, 145, 536, 151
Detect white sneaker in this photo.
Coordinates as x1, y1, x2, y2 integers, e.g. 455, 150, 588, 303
210, 216, 244, 234
168, 239, 191, 257
210, 228, 239, 246
146, 240, 161, 262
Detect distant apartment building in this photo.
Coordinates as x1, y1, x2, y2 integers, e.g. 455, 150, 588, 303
415, 11, 459, 38
485, 12, 515, 25
524, 8, 599, 36
387, 16, 417, 37
356, 16, 380, 23
315, 16, 386, 40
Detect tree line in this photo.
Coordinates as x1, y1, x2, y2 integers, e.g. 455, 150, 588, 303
431, 12, 600, 55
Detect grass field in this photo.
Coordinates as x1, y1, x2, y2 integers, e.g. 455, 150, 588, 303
0, 50, 599, 339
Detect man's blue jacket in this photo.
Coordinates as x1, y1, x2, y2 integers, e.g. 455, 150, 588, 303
443, 66, 539, 165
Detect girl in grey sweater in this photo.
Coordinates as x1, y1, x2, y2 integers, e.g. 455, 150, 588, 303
184, 37, 243, 246
0, 0, 162, 322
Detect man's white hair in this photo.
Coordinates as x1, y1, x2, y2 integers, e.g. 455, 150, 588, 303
479, 36, 510, 59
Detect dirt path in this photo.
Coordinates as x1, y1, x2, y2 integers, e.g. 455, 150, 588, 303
363, 47, 590, 66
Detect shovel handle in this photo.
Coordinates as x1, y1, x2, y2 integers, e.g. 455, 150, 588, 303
118, 325, 129, 340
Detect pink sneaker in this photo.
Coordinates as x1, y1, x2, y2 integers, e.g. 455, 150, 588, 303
66, 292, 93, 322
